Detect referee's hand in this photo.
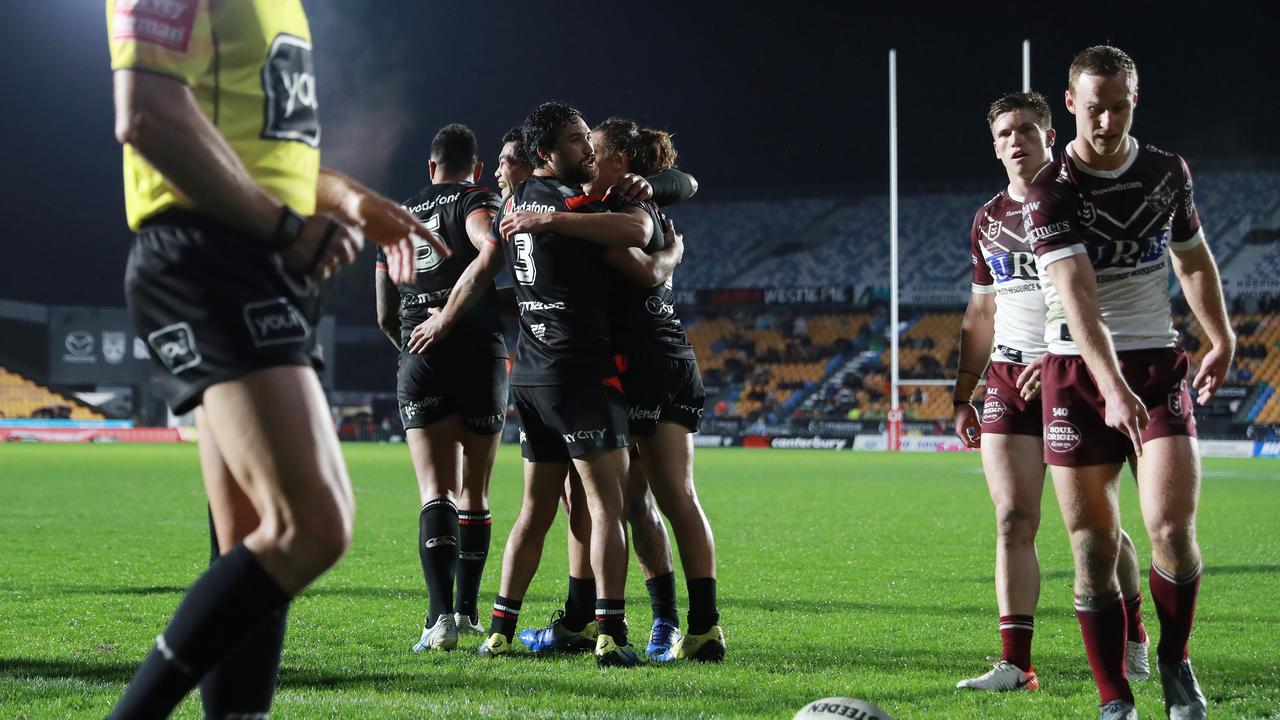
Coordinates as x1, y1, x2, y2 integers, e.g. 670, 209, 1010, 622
283, 214, 364, 280
356, 194, 448, 285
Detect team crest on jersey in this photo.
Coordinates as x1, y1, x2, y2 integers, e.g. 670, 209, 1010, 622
1145, 175, 1176, 213
261, 34, 320, 147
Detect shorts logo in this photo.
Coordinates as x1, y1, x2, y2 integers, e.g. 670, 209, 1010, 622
644, 296, 674, 317
147, 322, 201, 374
243, 298, 310, 347
466, 413, 504, 428
563, 429, 607, 443
982, 399, 1007, 424
519, 429, 528, 444
261, 34, 321, 147
674, 403, 705, 417
1045, 419, 1081, 453
628, 405, 662, 422
401, 396, 442, 419
1169, 381, 1186, 416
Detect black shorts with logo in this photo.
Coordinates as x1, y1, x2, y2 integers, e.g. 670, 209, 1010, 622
397, 348, 508, 434
124, 209, 321, 415
512, 379, 630, 462
620, 349, 705, 437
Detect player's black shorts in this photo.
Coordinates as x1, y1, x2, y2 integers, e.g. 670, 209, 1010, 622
511, 379, 630, 462
124, 209, 321, 415
397, 349, 508, 434
619, 349, 705, 436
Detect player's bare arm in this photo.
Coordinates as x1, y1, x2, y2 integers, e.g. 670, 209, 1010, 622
605, 218, 684, 288
375, 268, 403, 350
114, 70, 364, 280
952, 291, 995, 448
1171, 241, 1236, 405
499, 206, 651, 248
1044, 253, 1149, 454
406, 212, 505, 354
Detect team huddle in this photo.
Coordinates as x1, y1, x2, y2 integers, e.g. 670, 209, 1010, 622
952, 47, 1230, 720
374, 105, 721, 668
102, 0, 1231, 716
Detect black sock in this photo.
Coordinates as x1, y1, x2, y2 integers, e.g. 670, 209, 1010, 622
455, 509, 492, 623
596, 598, 627, 646
489, 595, 521, 640
199, 606, 288, 719
563, 575, 596, 631
109, 544, 292, 719
199, 513, 288, 719
419, 498, 458, 625
646, 572, 679, 625
686, 577, 719, 635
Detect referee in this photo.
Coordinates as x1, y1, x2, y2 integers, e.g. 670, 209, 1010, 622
106, 2, 442, 717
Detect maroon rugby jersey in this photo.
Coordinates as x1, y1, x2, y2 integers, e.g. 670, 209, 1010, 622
970, 188, 1048, 364
1023, 138, 1202, 355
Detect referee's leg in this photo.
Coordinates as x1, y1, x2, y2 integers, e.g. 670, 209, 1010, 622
111, 365, 352, 719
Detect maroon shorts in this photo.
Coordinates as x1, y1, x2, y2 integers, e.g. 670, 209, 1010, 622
1041, 348, 1196, 466
979, 361, 1042, 437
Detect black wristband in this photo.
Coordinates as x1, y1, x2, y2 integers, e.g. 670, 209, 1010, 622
271, 206, 305, 251
305, 220, 339, 274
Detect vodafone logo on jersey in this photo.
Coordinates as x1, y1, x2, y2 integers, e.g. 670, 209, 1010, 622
1045, 419, 1081, 453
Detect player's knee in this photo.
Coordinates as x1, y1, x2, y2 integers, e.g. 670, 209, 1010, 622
995, 505, 1040, 544
1148, 518, 1195, 558
1072, 530, 1119, 583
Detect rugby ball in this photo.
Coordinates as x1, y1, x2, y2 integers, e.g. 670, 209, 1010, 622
793, 697, 891, 719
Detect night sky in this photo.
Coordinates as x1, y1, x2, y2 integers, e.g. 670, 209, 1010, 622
2, 1, 1274, 307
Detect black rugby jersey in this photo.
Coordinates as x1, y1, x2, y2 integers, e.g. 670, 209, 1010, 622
607, 201, 695, 359
497, 175, 618, 385
377, 182, 504, 355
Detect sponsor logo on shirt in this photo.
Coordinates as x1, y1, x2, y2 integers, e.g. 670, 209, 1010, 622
989, 251, 1037, 283
113, 0, 198, 53
147, 322, 201, 374
243, 298, 310, 347
644, 296, 675, 317
518, 301, 566, 313
513, 201, 557, 214
261, 34, 320, 147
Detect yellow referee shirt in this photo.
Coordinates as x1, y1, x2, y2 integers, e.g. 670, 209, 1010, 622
107, 0, 320, 229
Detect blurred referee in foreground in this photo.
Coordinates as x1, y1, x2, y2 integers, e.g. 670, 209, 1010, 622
105, 1, 442, 717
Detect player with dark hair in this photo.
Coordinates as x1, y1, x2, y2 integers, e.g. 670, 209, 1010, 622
954, 91, 1148, 692
1025, 46, 1232, 720
519, 117, 721, 662
105, 1, 439, 716
478, 101, 654, 667
495, 126, 532, 199
374, 123, 506, 651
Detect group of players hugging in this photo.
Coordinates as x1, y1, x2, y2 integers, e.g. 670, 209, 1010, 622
104, 0, 1224, 715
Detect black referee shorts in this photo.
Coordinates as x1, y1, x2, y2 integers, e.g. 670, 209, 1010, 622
124, 209, 321, 415
396, 350, 508, 434
512, 379, 630, 462
620, 350, 706, 436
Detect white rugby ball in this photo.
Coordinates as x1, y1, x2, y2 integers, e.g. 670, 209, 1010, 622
793, 697, 891, 720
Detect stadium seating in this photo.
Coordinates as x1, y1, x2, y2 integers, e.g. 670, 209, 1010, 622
0, 366, 104, 420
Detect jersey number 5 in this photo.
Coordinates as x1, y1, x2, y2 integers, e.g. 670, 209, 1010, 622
414, 215, 447, 273
512, 232, 536, 285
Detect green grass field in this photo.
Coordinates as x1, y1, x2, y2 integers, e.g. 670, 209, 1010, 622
1, 444, 1277, 718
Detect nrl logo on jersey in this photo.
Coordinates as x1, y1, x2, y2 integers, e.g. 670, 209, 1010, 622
982, 221, 1002, 241
1079, 200, 1097, 224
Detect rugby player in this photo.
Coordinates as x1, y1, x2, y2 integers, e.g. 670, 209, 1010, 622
105, 1, 439, 716
374, 124, 506, 651
1025, 46, 1233, 720
520, 119, 722, 663
480, 102, 654, 667
495, 126, 532, 199
954, 92, 1148, 692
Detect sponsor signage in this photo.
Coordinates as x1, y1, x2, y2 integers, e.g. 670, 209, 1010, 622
48, 308, 152, 384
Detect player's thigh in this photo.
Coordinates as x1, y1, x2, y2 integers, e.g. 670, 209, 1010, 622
980, 433, 1046, 516
406, 414, 464, 503
1047, 462, 1124, 533
572, 446, 629, 508
201, 365, 352, 534
1135, 435, 1200, 533
638, 422, 696, 507
196, 407, 259, 552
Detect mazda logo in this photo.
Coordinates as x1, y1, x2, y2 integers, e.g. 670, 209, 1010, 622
65, 331, 94, 357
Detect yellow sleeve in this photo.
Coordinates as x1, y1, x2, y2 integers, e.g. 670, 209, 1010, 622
107, 0, 213, 85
